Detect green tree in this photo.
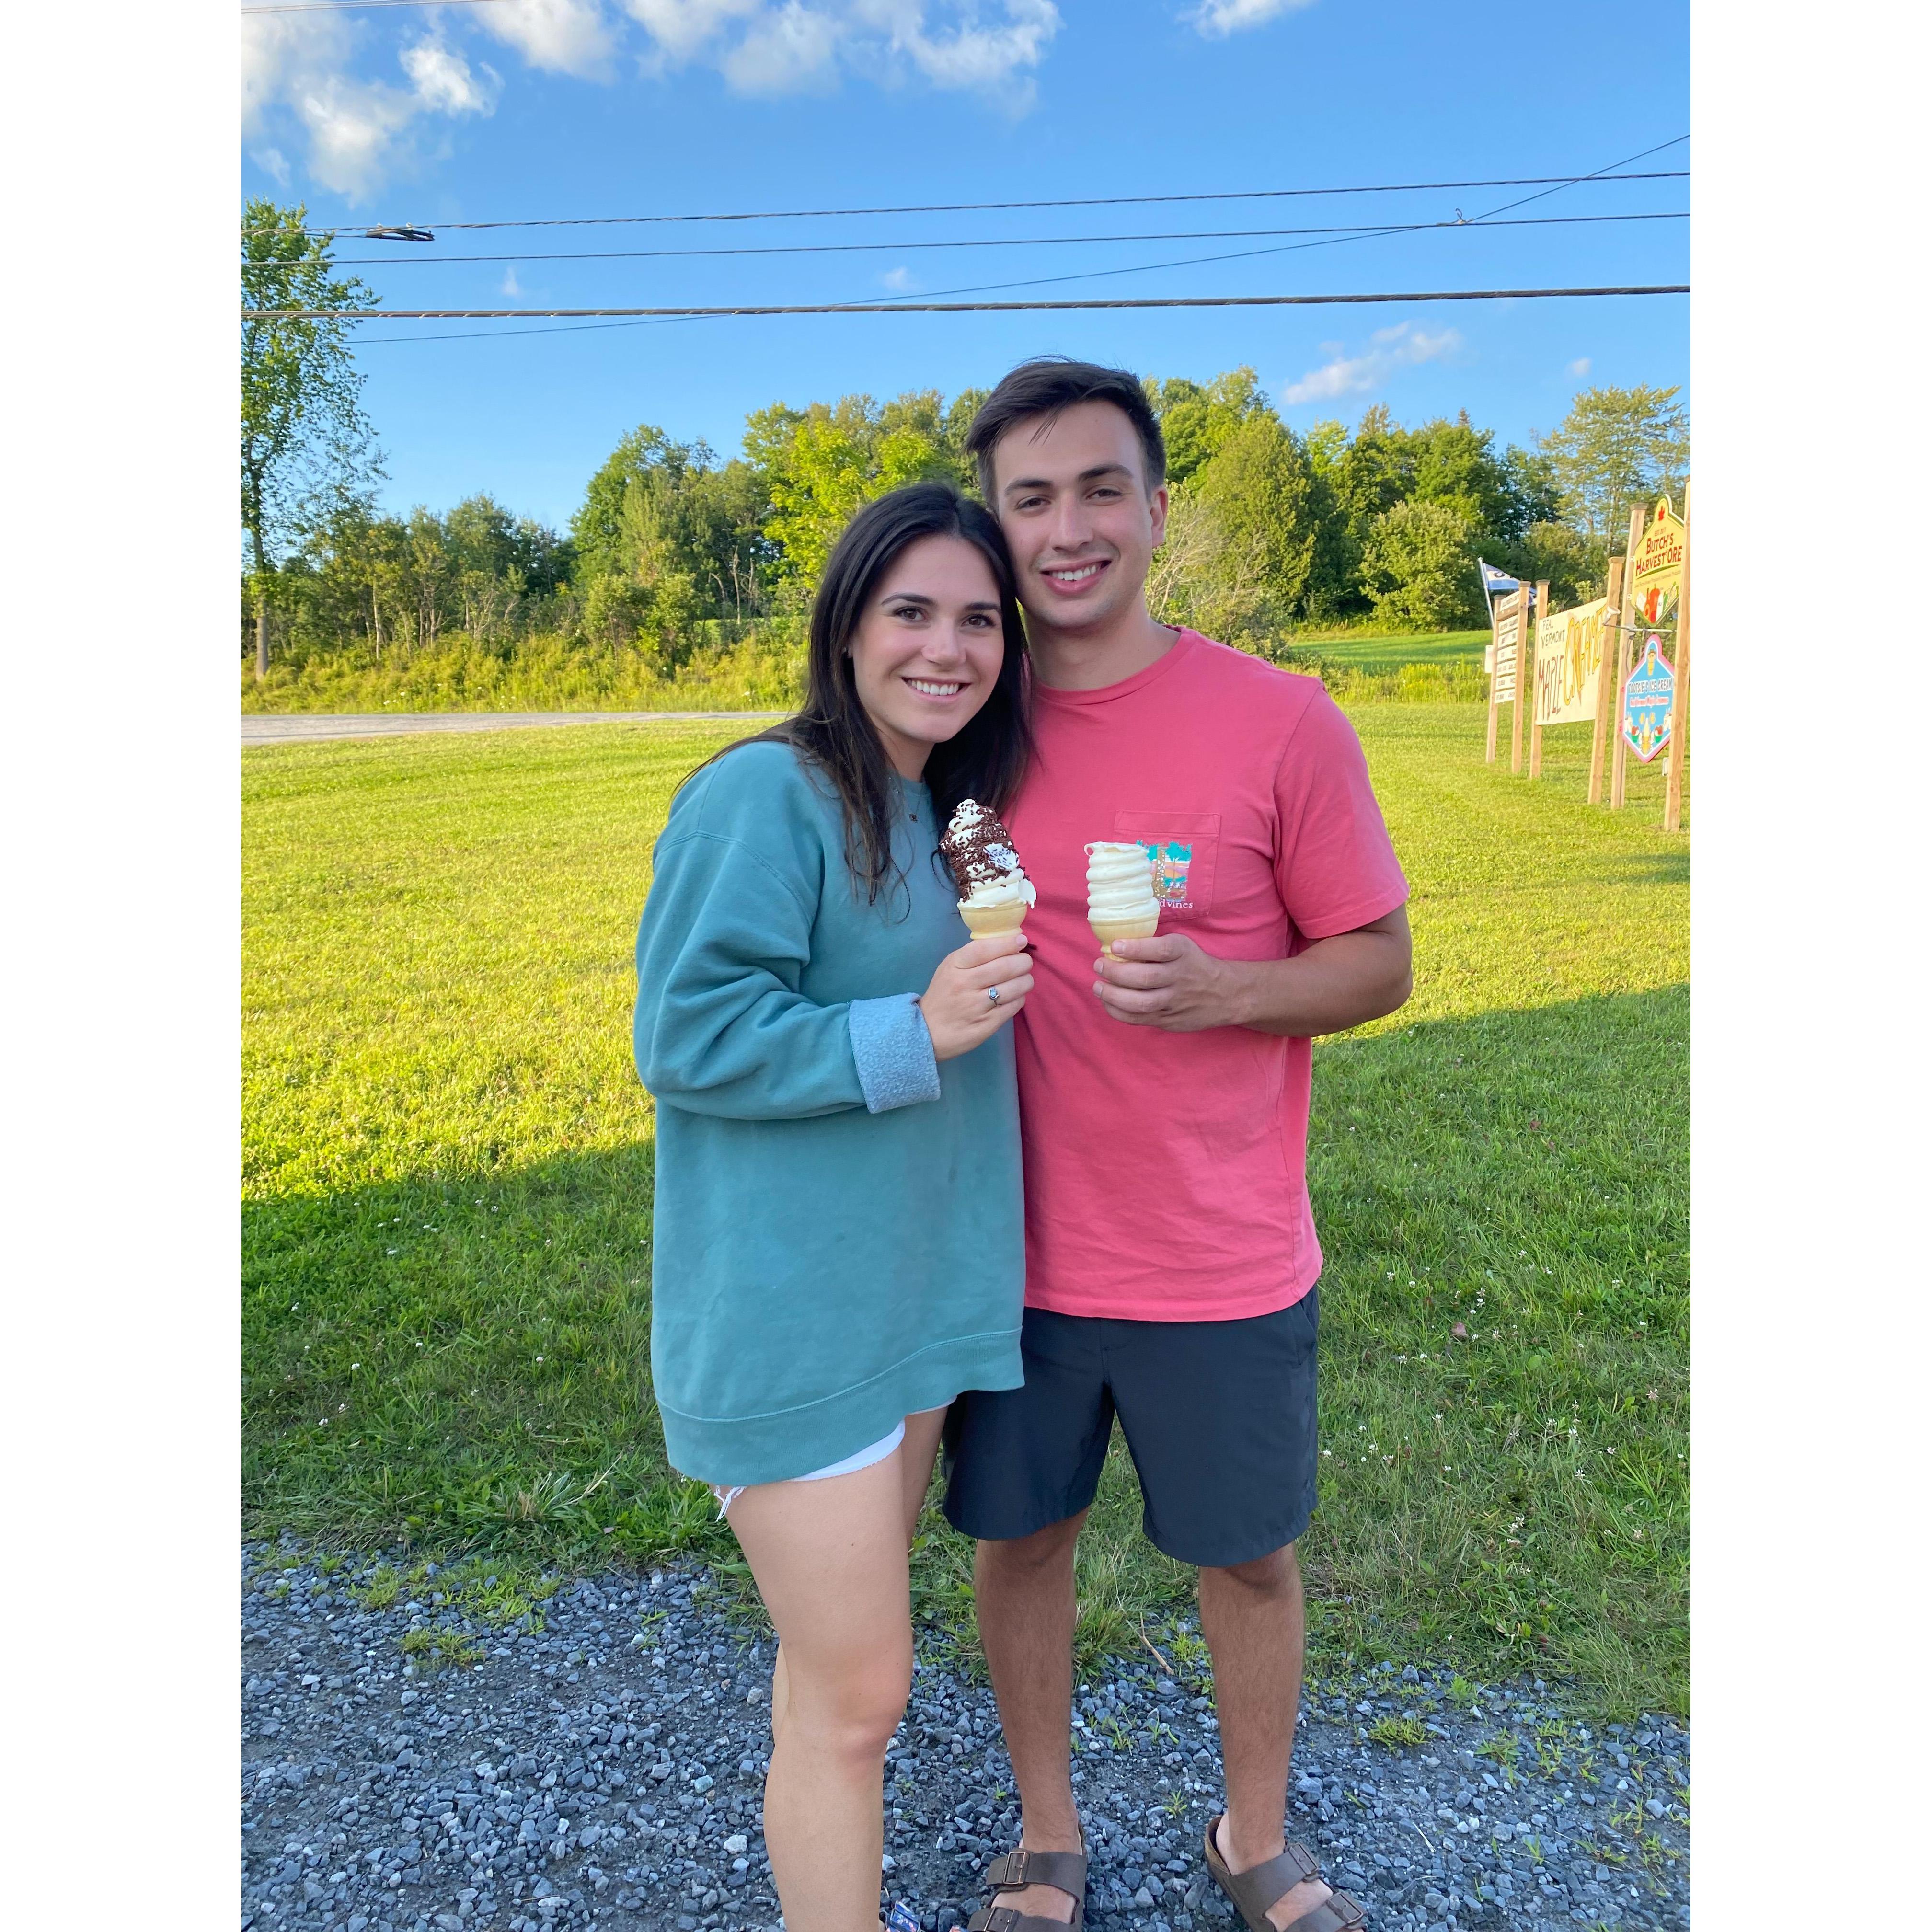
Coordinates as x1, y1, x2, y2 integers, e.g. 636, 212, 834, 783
1147, 367, 1270, 487
1192, 413, 1320, 618
1359, 501, 1485, 630
241, 200, 382, 679
756, 395, 950, 589
1540, 384, 1690, 543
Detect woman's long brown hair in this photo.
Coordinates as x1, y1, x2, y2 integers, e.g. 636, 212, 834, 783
702, 483, 1033, 904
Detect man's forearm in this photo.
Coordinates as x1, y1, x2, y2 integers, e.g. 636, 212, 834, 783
1219, 928, 1413, 1038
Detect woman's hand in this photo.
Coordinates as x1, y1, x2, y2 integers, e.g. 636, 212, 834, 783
919, 932, 1034, 1062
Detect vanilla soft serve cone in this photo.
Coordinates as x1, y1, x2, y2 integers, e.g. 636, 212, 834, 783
1085, 841, 1161, 955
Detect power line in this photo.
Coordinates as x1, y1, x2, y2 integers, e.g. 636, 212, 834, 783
328, 209, 1686, 268
247, 285, 1690, 323
254, 161, 1688, 238
243, 1, 514, 12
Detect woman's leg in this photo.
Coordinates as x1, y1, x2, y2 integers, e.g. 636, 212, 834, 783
728, 1449, 917, 1932
767, 1408, 951, 1746
898, 1405, 950, 1543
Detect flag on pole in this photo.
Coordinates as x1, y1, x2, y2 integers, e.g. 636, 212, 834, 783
1478, 560, 1520, 596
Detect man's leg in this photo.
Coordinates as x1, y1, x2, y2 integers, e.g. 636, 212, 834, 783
972, 1511, 1088, 1924
1199, 1542, 1333, 1930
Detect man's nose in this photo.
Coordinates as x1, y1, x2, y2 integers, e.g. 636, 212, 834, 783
1048, 494, 1092, 552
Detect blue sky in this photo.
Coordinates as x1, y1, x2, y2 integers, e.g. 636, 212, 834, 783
242, 0, 1689, 532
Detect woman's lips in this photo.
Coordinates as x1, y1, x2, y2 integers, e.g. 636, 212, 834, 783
904, 676, 967, 701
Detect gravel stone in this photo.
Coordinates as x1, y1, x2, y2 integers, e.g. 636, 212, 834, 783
243, 1541, 1689, 1930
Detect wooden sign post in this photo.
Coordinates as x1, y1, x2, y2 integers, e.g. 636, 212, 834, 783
1609, 502, 1645, 809
1589, 553, 1625, 805
1527, 579, 1552, 780
1663, 482, 1692, 832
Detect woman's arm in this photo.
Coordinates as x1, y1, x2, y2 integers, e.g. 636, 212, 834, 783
636, 826, 932, 1121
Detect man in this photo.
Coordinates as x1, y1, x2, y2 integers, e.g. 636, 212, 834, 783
941, 360, 1413, 1932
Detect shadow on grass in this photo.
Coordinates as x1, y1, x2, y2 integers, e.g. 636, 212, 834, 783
244, 985, 1686, 1713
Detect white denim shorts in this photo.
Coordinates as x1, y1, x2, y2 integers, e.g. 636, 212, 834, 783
711, 1420, 906, 1518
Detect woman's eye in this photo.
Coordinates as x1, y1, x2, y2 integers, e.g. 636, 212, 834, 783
891, 605, 925, 621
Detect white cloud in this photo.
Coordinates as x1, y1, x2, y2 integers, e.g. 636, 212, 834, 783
622, 0, 763, 61
246, 2, 1059, 200
722, 4, 843, 93
1186, 0, 1317, 38
503, 266, 524, 296
855, 0, 1058, 94
244, 25, 498, 199
477, 0, 618, 80
1280, 322, 1462, 405
253, 147, 292, 187
401, 40, 501, 116
1567, 356, 1593, 378
881, 265, 917, 290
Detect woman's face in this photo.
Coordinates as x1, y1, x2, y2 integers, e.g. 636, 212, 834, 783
848, 534, 1007, 779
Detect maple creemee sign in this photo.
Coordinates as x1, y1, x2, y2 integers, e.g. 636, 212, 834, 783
1533, 596, 1609, 727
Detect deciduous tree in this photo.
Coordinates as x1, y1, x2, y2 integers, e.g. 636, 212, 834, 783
241, 200, 382, 679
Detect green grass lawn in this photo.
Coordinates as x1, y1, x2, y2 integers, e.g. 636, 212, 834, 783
1292, 629, 1491, 672
243, 703, 1687, 1715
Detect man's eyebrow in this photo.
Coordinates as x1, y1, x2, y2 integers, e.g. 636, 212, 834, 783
1002, 461, 1134, 495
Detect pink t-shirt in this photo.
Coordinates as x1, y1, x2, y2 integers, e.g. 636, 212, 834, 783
1008, 630, 1408, 1322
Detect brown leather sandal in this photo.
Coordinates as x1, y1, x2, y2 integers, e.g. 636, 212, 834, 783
966, 1840, 1089, 1932
1203, 1815, 1364, 1932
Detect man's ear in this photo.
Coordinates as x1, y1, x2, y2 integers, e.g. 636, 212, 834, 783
1147, 482, 1170, 551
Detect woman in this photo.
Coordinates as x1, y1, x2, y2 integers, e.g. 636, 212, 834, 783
633, 483, 1035, 1932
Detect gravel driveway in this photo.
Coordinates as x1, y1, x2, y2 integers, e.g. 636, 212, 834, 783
243, 1543, 1688, 1932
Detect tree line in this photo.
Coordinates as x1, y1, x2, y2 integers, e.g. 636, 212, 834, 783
243, 202, 1689, 678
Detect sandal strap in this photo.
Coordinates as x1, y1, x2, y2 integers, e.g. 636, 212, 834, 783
984, 1849, 1088, 1899
968, 1909, 1082, 1932
1218, 1839, 1321, 1923
1282, 1891, 1365, 1932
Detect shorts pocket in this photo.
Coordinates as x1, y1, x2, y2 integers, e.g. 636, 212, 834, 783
1112, 811, 1219, 920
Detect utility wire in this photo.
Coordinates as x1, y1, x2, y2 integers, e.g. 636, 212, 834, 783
328, 209, 1686, 268
252, 162, 1687, 238
249, 285, 1690, 322
243, 1, 514, 12
844, 135, 1689, 311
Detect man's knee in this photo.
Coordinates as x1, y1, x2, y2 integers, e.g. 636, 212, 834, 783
1202, 1539, 1299, 1597
977, 1510, 1086, 1579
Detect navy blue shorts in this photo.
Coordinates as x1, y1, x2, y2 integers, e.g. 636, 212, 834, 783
940, 1291, 1320, 1570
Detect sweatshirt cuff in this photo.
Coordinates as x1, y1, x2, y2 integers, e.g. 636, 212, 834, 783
848, 994, 941, 1114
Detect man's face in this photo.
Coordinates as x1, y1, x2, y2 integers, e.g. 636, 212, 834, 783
986, 399, 1168, 634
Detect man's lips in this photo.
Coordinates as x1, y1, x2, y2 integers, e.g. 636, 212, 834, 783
1038, 558, 1109, 596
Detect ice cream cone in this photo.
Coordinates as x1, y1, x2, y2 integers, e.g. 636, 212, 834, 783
959, 899, 1028, 939
1090, 912, 1159, 956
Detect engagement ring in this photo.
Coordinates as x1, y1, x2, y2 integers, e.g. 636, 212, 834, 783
987, 986, 1002, 1006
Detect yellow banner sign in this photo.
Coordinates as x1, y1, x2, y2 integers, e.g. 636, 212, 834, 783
1533, 596, 1610, 726
1628, 496, 1685, 636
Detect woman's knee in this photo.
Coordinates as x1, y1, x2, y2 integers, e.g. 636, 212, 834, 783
788, 1640, 913, 1765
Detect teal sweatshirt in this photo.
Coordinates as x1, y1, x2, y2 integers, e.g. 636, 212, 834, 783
633, 740, 1024, 1488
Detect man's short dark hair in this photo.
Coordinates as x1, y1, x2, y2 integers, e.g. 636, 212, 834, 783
966, 357, 1166, 504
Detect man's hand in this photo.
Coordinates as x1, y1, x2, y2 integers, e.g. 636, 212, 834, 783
1091, 932, 1244, 1032
1094, 907, 1413, 1037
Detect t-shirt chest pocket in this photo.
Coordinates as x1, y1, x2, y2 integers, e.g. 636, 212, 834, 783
1111, 812, 1220, 920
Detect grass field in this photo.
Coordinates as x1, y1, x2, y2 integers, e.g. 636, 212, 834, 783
243, 702, 1688, 1715
1289, 629, 1490, 673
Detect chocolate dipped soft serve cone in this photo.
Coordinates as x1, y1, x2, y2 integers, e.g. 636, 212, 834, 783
941, 800, 1036, 936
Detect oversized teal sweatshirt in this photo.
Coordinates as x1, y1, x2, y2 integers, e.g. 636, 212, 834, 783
633, 740, 1024, 1488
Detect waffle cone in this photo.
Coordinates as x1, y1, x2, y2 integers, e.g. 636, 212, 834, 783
1090, 912, 1160, 956
959, 899, 1028, 938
